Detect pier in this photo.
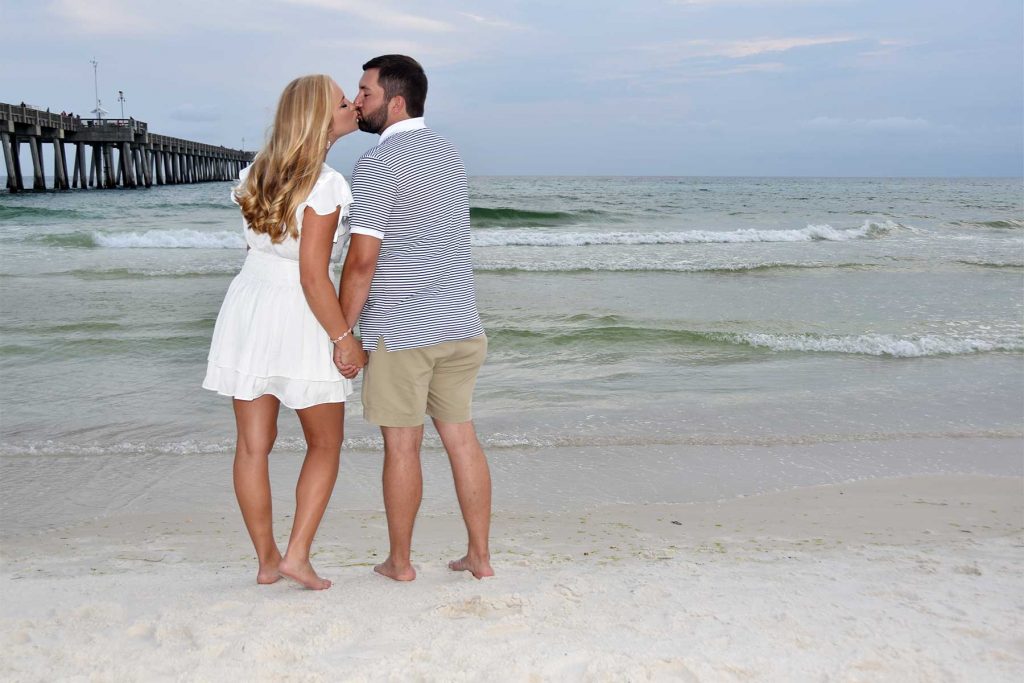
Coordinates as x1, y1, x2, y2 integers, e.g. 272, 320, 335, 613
1, 103, 253, 192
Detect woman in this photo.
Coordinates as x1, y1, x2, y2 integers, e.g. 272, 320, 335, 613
202, 74, 365, 590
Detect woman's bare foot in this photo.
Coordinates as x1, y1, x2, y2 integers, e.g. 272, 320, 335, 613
279, 555, 332, 590
448, 554, 494, 579
256, 551, 282, 584
374, 557, 416, 582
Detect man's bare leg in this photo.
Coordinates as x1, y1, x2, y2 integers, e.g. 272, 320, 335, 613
232, 396, 283, 585
279, 401, 345, 590
433, 418, 494, 579
375, 425, 424, 581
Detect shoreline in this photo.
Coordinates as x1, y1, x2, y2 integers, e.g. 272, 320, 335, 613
2, 473, 1021, 680
2, 435, 1020, 536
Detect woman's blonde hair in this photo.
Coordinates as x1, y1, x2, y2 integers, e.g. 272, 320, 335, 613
234, 74, 334, 242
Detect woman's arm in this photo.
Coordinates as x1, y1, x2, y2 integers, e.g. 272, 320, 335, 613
298, 207, 365, 370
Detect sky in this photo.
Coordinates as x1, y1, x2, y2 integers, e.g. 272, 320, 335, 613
2, 0, 1022, 176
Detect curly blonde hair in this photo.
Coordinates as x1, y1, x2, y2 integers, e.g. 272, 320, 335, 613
234, 75, 333, 242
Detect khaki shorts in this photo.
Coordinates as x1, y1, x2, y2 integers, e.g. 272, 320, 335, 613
362, 335, 487, 427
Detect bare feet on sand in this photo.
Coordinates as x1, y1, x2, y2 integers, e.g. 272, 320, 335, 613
256, 552, 282, 585
374, 558, 416, 582
278, 556, 332, 590
448, 554, 494, 579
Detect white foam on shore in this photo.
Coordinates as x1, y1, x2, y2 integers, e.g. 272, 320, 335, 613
0, 436, 376, 457
474, 260, 883, 273
4, 429, 1021, 460
83, 221, 900, 249
471, 220, 900, 247
730, 332, 1024, 357
93, 229, 244, 249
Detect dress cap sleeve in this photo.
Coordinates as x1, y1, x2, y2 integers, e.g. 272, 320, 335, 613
302, 170, 353, 218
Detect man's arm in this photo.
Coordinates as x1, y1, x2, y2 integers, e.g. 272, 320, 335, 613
335, 154, 397, 369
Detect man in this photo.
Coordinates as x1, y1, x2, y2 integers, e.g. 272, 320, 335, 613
337, 55, 493, 581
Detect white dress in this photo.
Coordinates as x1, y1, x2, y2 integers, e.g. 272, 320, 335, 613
202, 164, 354, 409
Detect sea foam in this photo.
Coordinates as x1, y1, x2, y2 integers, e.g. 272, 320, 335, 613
471, 220, 899, 247
68, 220, 901, 250
92, 229, 244, 249
728, 333, 1024, 357
474, 261, 880, 274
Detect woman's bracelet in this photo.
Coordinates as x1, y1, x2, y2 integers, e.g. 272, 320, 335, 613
331, 327, 354, 345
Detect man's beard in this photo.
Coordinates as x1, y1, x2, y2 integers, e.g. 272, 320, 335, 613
357, 102, 389, 134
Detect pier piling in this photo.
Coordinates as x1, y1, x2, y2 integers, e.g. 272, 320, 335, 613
75, 142, 86, 189
29, 137, 45, 191
53, 139, 69, 191
1, 132, 16, 191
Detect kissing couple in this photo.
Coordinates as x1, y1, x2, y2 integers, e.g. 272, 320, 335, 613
202, 55, 492, 589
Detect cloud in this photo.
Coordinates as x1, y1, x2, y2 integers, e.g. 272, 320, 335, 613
39, 0, 522, 65
804, 116, 935, 131
592, 35, 855, 86
169, 104, 221, 122
670, 0, 849, 6
283, 0, 455, 32
610, 35, 858, 76
457, 12, 528, 31
45, 0, 283, 36
47, 0, 155, 34
701, 61, 787, 76
309, 38, 474, 68
680, 35, 858, 59
608, 61, 787, 84
857, 38, 923, 62
680, 119, 727, 129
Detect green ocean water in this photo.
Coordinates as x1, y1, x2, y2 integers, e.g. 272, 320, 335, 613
0, 176, 1022, 459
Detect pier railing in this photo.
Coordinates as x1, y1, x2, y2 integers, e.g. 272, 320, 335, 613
0, 104, 85, 132
1, 102, 252, 192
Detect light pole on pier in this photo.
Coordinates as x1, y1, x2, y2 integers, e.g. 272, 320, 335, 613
118, 90, 126, 119
90, 58, 105, 120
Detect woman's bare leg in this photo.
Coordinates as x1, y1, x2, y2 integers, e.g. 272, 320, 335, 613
279, 401, 345, 590
232, 395, 282, 584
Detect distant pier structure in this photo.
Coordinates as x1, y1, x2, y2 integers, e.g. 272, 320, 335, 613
1, 103, 254, 193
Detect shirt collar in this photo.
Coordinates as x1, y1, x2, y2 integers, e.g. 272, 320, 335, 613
378, 117, 425, 143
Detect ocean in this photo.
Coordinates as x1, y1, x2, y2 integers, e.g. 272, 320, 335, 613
1, 176, 1022, 469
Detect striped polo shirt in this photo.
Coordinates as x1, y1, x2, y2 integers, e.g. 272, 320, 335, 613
348, 118, 484, 352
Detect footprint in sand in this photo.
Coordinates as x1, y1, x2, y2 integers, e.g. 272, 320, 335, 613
648, 659, 700, 683
437, 594, 526, 619
554, 582, 583, 602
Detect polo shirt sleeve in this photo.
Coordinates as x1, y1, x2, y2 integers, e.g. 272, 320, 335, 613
349, 154, 398, 240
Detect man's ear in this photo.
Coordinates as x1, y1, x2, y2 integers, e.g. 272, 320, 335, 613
390, 95, 408, 118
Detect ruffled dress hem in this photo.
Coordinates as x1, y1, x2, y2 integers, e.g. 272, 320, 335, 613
203, 364, 352, 410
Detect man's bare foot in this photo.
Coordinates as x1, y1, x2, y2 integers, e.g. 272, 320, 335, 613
448, 554, 494, 579
374, 558, 416, 582
278, 556, 332, 590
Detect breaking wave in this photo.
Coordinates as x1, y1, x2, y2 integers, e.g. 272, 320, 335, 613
471, 220, 900, 247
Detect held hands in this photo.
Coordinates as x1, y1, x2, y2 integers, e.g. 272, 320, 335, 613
333, 334, 367, 379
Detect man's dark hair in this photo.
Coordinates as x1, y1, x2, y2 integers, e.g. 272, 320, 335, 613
363, 55, 428, 118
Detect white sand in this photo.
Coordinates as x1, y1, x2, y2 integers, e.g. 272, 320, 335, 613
2, 471, 1021, 681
